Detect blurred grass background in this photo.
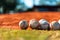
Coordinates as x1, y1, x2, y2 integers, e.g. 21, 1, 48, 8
0, 28, 60, 40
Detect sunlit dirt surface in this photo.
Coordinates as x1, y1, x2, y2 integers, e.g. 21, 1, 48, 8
0, 12, 60, 30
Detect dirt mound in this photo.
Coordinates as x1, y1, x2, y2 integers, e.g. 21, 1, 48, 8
0, 12, 60, 30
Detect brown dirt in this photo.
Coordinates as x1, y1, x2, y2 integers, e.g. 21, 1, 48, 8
0, 12, 60, 30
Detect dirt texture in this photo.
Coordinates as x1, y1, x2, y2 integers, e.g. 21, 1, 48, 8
0, 12, 60, 30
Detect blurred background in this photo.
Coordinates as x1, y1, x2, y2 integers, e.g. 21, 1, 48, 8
0, 0, 60, 14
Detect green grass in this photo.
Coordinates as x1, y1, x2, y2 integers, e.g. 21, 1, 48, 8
0, 28, 60, 40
